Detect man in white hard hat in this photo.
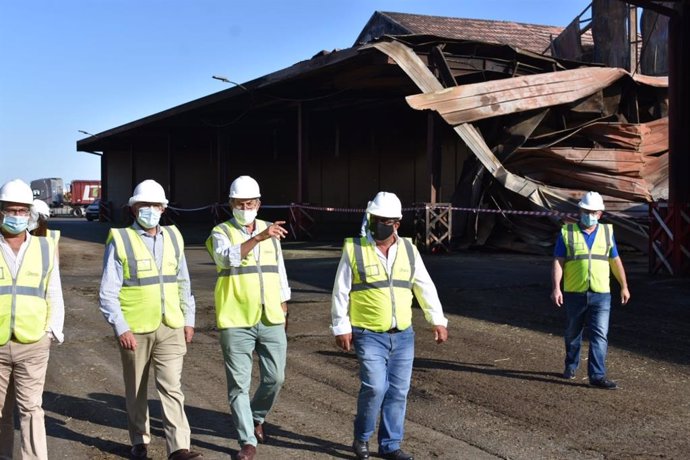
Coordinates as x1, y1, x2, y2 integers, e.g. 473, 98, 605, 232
331, 191, 448, 460
551, 191, 630, 390
206, 175, 290, 460
0, 179, 65, 460
99, 179, 202, 460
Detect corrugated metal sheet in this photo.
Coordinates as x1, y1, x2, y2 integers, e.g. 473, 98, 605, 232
374, 38, 668, 253
405, 68, 629, 124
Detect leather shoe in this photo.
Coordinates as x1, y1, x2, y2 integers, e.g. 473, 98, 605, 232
379, 449, 414, 460
236, 444, 256, 460
352, 440, 370, 459
589, 378, 618, 390
168, 449, 203, 460
130, 444, 148, 460
254, 422, 265, 443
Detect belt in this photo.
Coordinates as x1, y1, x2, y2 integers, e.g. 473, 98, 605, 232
354, 326, 405, 334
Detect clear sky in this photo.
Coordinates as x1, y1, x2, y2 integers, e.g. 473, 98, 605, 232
0, 0, 591, 189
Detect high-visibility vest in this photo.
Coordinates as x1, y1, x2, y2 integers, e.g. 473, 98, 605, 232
108, 226, 185, 333
562, 223, 613, 293
344, 236, 416, 332
47, 229, 60, 243
206, 219, 284, 328
0, 235, 55, 345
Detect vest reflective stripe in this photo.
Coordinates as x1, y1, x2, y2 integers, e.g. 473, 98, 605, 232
109, 226, 185, 333
208, 219, 284, 328
218, 265, 280, 277
345, 236, 416, 332
123, 275, 179, 287
47, 229, 60, 243
0, 236, 54, 345
0, 286, 46, 296
351, 279, 414, 291
562, 223, 612, 293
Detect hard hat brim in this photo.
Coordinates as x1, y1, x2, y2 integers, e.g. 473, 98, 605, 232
578, 202, 605, 211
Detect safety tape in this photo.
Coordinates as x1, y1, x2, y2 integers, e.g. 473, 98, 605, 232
166, 202, 578, 218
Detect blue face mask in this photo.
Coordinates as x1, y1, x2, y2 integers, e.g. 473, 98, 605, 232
136, 207, 162, 229
580, 213, 599, 228
1, 215, 30, 234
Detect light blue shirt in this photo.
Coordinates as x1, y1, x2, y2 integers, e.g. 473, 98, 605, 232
98, 223, 196, 336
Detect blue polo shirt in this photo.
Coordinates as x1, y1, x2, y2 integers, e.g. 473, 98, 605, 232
553, 224, 619, 258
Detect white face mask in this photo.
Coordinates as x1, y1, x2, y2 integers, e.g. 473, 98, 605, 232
233, 208, 258, 226
136, 207, 162, 229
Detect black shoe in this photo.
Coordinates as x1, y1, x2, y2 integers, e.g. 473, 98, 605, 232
130, 444, 148, 460
352, 440, 370, 459
562, 368, 576, 379
379, 449, 414, 460
589, 378, 618, 390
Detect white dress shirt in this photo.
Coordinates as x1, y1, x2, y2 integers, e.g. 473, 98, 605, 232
208, 218, 291, 303
0, 232, 65, 343
331, 232, 448, 336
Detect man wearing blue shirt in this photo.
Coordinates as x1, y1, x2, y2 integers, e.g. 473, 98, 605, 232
551, 191, 630, 389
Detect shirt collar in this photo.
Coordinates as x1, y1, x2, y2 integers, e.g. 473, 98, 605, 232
132, 221, 162, 236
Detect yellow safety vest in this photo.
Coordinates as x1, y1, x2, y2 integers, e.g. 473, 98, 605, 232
562, 223, 613, 293
47, 229, 60, 243
206, 219, 284, 328
344, 236, 416, 332
0, 235, 55, 345
108, 226, 185, 333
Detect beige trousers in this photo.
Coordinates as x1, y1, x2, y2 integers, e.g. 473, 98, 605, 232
0, 334, 51, 460
119, 324, 190, 455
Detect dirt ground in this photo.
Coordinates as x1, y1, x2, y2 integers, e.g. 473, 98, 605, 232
5, 219, 689, 459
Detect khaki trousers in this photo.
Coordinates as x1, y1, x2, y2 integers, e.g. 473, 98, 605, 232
119, 324, 190, 455
0, 334, 51, 460
0, 375, 15, 459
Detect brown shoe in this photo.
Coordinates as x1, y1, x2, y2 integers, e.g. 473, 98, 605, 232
130, 444, 148, 460
168, 449, 203, 460
236, 444, 257, 460
254, 422, 265, 443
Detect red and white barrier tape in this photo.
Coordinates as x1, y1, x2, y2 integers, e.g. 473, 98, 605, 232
168, 202, 577, 218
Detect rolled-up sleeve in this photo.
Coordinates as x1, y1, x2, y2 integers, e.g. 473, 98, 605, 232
210, 230, 244, 268
98, 242, 130, 336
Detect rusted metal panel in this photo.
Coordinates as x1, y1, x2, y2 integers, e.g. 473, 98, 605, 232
374, 38, 668, 253
405, 67, 629, 124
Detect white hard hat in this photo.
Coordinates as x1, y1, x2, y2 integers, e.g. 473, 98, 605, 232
32, 199, 50, 218
0, 179, 34, 205
128, 179, 169, 207
229, 175, 261, 199
578, 191, 605, 211
366, 191, 402, 219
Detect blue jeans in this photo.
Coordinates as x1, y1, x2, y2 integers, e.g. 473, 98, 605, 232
352, 326, 415, 454
563, 291, 611, 381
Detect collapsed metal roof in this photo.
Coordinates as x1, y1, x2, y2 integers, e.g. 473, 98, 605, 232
77, 21, 669, 254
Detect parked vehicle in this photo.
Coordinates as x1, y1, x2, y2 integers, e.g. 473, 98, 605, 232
67, 180, 101, 217
31, 178, 64, 207
29, 178, 101, 217
85, 199, 101, 221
